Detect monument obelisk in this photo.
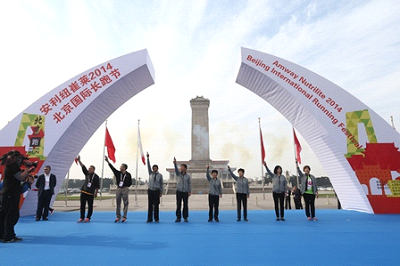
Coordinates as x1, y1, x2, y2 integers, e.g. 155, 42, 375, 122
165, 96, 232, 194
189, 96, 211, 172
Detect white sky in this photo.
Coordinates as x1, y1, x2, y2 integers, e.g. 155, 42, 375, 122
1, 0, 399, 182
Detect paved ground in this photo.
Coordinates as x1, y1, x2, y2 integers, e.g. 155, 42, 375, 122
53, 192, 340, 212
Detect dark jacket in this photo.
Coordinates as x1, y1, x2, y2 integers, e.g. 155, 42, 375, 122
108, 163, 132, 187
80, 165, 100, 195
2, 163, 23, 196
293, 188, 302, 200
35, 173, 57, 196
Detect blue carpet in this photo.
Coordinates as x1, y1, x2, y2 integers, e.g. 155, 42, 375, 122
1, 210, 398, 266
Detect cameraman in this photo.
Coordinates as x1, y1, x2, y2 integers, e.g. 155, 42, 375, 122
0, 151, 36, 243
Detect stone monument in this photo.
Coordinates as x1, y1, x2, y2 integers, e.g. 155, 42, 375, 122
165, 96, 233, 194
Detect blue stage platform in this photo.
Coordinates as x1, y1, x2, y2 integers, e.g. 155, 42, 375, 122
1, 210, 398, 265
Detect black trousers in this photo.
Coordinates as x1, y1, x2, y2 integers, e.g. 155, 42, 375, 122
208, 195, 220, 220
176, 191, 189, 220
80, 193, 94, 220
148, 189, 161, 221
303, 193, 316, 218
236, 193, 247, 220
285, 196, 291, 210
0, 193, 20, 241
273, 192, 285, 218
294, 198, 303, 209
36, 190, 52, 219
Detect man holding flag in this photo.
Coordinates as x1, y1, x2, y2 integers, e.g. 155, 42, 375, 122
105, 156, 132, 223
104, 125, 132, 222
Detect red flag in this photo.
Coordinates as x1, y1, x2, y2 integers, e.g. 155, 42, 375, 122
138, 125, 146, 165
293, 128, 302, 164
74, 157, 78, 165
105, 127, 116, 163
259, 126, 266, 162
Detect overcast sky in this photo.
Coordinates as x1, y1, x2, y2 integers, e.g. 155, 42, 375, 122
1, 0, 399, 182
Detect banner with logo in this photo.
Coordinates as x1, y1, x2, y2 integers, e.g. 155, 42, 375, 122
0, 49, 155, 216
236, 47, 400, 213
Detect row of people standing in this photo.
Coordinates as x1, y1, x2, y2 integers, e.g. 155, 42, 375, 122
76, 155, 318, 224
264, 160, 318, 221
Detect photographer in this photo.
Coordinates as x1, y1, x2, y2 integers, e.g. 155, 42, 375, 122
0, 151, 37, 243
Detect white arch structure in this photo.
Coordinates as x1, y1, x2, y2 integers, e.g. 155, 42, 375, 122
1, 47, 399, 215
0, 49, 155, 216
236, 47, 400, 214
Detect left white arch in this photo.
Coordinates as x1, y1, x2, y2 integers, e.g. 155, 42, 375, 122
0, 49, 155, 216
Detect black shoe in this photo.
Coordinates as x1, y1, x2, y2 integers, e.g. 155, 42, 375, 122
276, 218, 280, 221
184, 219, 189, 222
281, 218, 285, 221
175, 219, 181, 223
208, 219, 212, 222
237, 219, 241, 221
215, 219, 219, 222
4, 237, 22, 243
36, 218, 40, 221
244, 219, 249, 222
155, 220, 159, 223
146, 220, 153, 223
43, 217, 49, 221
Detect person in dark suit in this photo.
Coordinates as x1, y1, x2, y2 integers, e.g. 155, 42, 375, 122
35, 165, 57, 221
292, 185, 302, 209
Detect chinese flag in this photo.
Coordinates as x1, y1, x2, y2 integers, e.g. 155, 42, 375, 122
105, 127, 116, 163
293, 128, 302, 164
259, 126, 266, 162
138, 125, 146, 165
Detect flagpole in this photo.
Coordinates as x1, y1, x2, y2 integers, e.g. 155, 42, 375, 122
134, 119, 139, 207
292, 127, 300, 188
65, 170, 69, 206
259, 118, 265, 200
100, 120, 107, 201
391, 115, 395, 130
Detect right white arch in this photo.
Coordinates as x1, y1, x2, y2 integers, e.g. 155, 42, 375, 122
236, 47, 400, 214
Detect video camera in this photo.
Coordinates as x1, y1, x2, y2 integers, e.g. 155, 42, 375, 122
0, 150, 38, 170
